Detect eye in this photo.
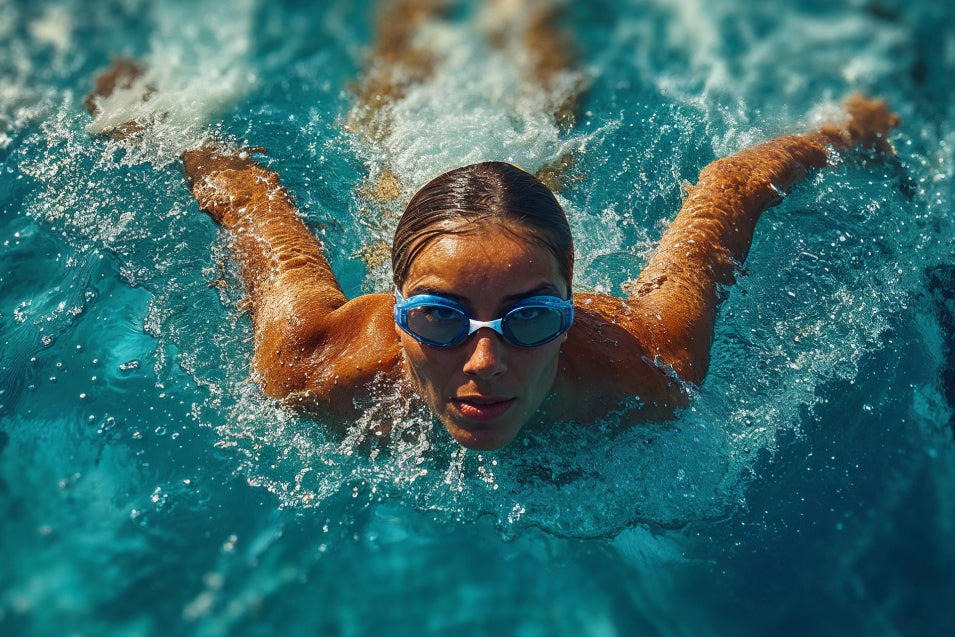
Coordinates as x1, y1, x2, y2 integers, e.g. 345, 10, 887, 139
422, 306, 462, 323
508, 306, 545, 322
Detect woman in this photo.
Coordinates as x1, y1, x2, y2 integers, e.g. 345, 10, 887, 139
84, 0, 899, 451
178, 96, 899, 450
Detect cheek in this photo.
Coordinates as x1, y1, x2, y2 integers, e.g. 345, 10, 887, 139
399, 335, 450, 392
514, 343, 562, 387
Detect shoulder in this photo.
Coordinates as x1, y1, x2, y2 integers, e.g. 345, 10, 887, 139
551, 292, 690, 420
566, 292, 672, 361
253, 293, 404, 413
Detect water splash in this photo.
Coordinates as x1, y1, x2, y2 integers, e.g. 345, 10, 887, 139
85, 0, 260, 166
4, 0, 953, 557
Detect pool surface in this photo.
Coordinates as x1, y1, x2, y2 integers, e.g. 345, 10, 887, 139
1, 0, 954, 635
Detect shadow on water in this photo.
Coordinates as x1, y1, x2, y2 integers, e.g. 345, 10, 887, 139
925, 264, 955, 437
681, 309, 955, 635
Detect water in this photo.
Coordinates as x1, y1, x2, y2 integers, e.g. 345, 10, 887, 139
1, 0, 953, 635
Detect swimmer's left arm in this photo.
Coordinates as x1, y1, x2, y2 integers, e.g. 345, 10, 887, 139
623, 96, 900, 386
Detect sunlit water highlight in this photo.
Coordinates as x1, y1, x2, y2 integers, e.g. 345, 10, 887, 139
1, 0, 953, 635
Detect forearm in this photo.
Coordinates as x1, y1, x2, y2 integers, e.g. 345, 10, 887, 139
635, 132, 830, 293
183, 147, 347, 312
627, 97, 899, 384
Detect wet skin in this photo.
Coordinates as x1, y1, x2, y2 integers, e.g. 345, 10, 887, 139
397, 228, 569, 450
84, 55, 900, 450
168, 95, 899, 451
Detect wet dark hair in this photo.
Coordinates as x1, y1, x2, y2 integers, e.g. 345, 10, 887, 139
392, 161, 574, 295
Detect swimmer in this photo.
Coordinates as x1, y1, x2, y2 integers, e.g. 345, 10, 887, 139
85, 22, 899, 453
172, 96, 898, 450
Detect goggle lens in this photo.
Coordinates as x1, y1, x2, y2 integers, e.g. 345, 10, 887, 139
505, 306, 563, 346
405, 304, 469, 346
395, 293, 573, 348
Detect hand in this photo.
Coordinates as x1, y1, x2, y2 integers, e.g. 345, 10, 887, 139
182, 145, 271, 227
822, 95, 901, 154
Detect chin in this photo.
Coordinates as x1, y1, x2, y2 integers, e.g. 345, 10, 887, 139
444, 419, 522, 451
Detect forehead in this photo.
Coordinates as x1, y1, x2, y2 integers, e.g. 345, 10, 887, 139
402, 227, 566, 294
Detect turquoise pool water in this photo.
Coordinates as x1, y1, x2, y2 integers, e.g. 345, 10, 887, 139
2, 0, 953, 635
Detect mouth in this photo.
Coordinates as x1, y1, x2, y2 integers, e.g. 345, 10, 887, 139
451, 396, 516, 422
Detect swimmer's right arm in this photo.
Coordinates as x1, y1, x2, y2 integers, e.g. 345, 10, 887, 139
183, 147, 402, 411
183, 147, 347, 310
84, 61, 401, 412
623, 96, 900, 387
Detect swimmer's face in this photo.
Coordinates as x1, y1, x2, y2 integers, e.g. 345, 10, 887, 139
397, 227, 569, 450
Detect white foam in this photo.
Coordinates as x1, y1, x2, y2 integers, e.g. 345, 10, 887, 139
373, 17, 586, 193
612, 524, 691, 568
86, 0, 260, 166
608, 0, 908, 155
28, 5, 73, 54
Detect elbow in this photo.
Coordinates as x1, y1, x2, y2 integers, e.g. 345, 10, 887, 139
252, 336, 315, 402
672, 332, 712, 387
659, 349, 708, 389
254, 359, 304, 402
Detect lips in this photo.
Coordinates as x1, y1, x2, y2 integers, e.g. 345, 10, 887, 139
451, 396, 516, 421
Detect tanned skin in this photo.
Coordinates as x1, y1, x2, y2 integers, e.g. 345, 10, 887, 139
173, 96, 899, 423
84, 4, 899, 428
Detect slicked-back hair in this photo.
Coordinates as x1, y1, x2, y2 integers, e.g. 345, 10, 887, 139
391, 162, 574, 296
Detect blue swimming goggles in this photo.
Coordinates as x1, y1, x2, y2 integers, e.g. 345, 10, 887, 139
394, 290, 574, 348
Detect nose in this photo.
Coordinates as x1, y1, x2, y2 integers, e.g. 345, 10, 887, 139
462, 329, 507, 379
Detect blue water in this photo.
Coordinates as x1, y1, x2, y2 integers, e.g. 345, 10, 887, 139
2, 0, 954, 635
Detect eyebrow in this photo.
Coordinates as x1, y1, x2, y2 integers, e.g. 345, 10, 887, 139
500, 283, 565, 304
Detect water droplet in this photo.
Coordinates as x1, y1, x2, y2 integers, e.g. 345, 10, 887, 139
221, 534, 238, 553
